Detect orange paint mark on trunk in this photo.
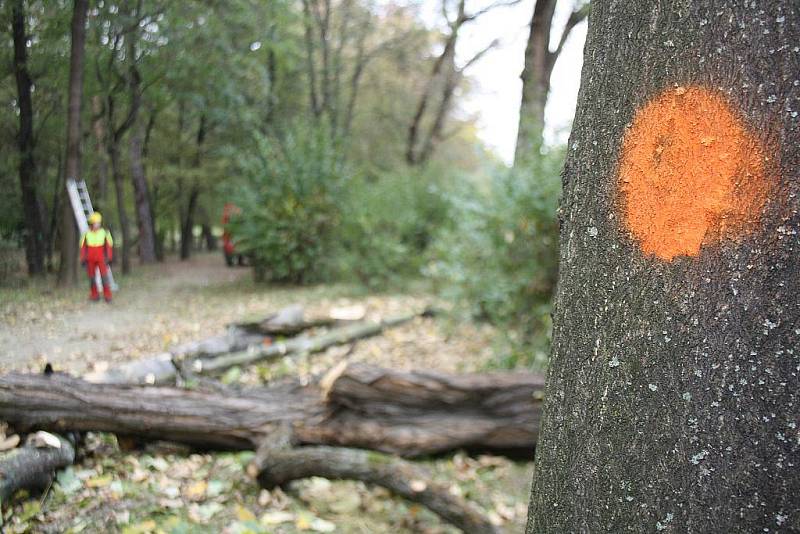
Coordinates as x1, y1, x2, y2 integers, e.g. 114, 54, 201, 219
618, 86, 769, 261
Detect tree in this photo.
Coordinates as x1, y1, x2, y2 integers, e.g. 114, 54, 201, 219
57, 0, 88, 287
405, 0, 506, 166
527, 2, 798, 532
10, 0, 48, 276
514, 0, 587, 165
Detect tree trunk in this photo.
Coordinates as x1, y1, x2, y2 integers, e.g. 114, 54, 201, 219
127, 40, 157, 264
180, 186, 198, 260
91, 95, 110, 208
57, 0, 88, 287
0, 364, 544, 457
130, 120, 156, 263
201, 223, 216, 251
0, 434, 76, 502
109, 142, 132, 274
514, 0, 588, 166
11, 0, 47, 276
527, 2, 799, 533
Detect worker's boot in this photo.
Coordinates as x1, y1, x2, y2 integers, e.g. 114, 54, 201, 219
102, 275, 112, 303
89, 280, 100, 302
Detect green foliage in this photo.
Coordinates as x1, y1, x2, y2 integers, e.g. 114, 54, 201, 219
428, 149, 564, 368
333, 167, 452, 288
226, 124, 344, 284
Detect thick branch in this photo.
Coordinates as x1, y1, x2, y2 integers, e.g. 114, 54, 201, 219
0, 364, 544, 456
252, 445, 500, 534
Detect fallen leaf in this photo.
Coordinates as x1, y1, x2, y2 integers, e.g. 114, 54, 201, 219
86, 475, 113, 488
236, 505, 257, 522
184, 479, 208, 501
260, 511, 295, 525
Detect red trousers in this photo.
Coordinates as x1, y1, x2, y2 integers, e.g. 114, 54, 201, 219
87, 259, 112, 301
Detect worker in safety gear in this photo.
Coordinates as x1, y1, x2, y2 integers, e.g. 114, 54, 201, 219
80, 212, 114, 302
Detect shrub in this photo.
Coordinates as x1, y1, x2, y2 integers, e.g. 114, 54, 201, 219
333, 168, 452, 288
427, 148, 563, 368
225, 125, 345, 284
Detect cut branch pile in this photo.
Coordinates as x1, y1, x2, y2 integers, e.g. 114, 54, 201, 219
0, 304, 542, 532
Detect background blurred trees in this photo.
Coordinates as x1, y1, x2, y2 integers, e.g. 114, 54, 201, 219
1, 0, 587, 367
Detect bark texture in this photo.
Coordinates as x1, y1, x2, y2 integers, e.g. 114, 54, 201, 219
252, 445, 500, 534
527, 2, 799, 533
0, 364, 544, 456
11, 0, 47, 276
57, 0, 89, 286
0, 435, 75, 501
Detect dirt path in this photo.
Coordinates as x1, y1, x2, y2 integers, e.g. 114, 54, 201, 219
0, 253, 494, 377
0, 254, 254, 374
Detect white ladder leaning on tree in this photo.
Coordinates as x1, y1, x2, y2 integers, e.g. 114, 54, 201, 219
66, 178, 119, 292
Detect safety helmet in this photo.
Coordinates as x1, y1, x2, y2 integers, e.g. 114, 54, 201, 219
88, 212, 102, 225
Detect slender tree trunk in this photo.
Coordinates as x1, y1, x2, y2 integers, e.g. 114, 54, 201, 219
514, 0, 588, 166
127, 38, 156, 264
57, 0, 89, 287
91, 95, 109, 207
514, 0, 555, 163
180, 187, 199, 260
11, 0, 47, 276
130, 121, 156, 263
180, 115, 206, 260
527, 2, 799, 533
109, 143, 131, 274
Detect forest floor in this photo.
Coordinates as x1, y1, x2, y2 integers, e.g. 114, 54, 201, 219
0, 253, 533, 534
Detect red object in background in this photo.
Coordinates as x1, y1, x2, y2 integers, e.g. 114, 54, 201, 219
222, 203, 244, 266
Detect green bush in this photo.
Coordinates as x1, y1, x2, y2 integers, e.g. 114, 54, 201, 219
333, 168, 452, 288
427, 148, 563, 368
225, 125, 345, 284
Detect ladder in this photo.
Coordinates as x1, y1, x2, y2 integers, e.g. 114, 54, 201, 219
66, 178, 119, 292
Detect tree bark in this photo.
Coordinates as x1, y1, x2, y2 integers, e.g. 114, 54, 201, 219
527, 2, 799, 532
109, 141, 132, 274
251, 445, 500, 534
90, 95, 110, 208
11, 0, 47, 276
127, 37, 157, 264
0, 435, 75, 502
56, 0, 89, 287
0, 364, 544, 457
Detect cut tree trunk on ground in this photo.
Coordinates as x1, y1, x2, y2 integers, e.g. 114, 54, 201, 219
1, 363, 544, 456
84, 308, 418, 385
250, 443, 500, 534
190, 312, 422, 376
0, 434, 75, 502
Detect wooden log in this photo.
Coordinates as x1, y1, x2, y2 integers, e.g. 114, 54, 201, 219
0, 364, 544, 456
0, 434, 75, 502
85, 310, 426, 385
188, 312, 422, 375
250, 443, 500, 534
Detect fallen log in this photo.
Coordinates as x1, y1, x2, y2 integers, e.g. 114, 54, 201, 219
188, 312, 423, 376
85, 310, 426, 385
0, 434, 75, 502
0, 364, 544, 456
250, 442, 500, 534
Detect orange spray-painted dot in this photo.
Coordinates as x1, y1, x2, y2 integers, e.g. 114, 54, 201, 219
617, 86, 769, 261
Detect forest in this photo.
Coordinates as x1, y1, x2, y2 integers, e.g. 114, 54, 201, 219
1, 0, 798, 533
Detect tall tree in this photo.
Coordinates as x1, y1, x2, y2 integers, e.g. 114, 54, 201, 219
57, 0, 89, 287
10, 0, 48, 275
405, 0, 504, 166
514, 0, 587, 165
527, 2, 798, 533
127, 31, 157, 264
